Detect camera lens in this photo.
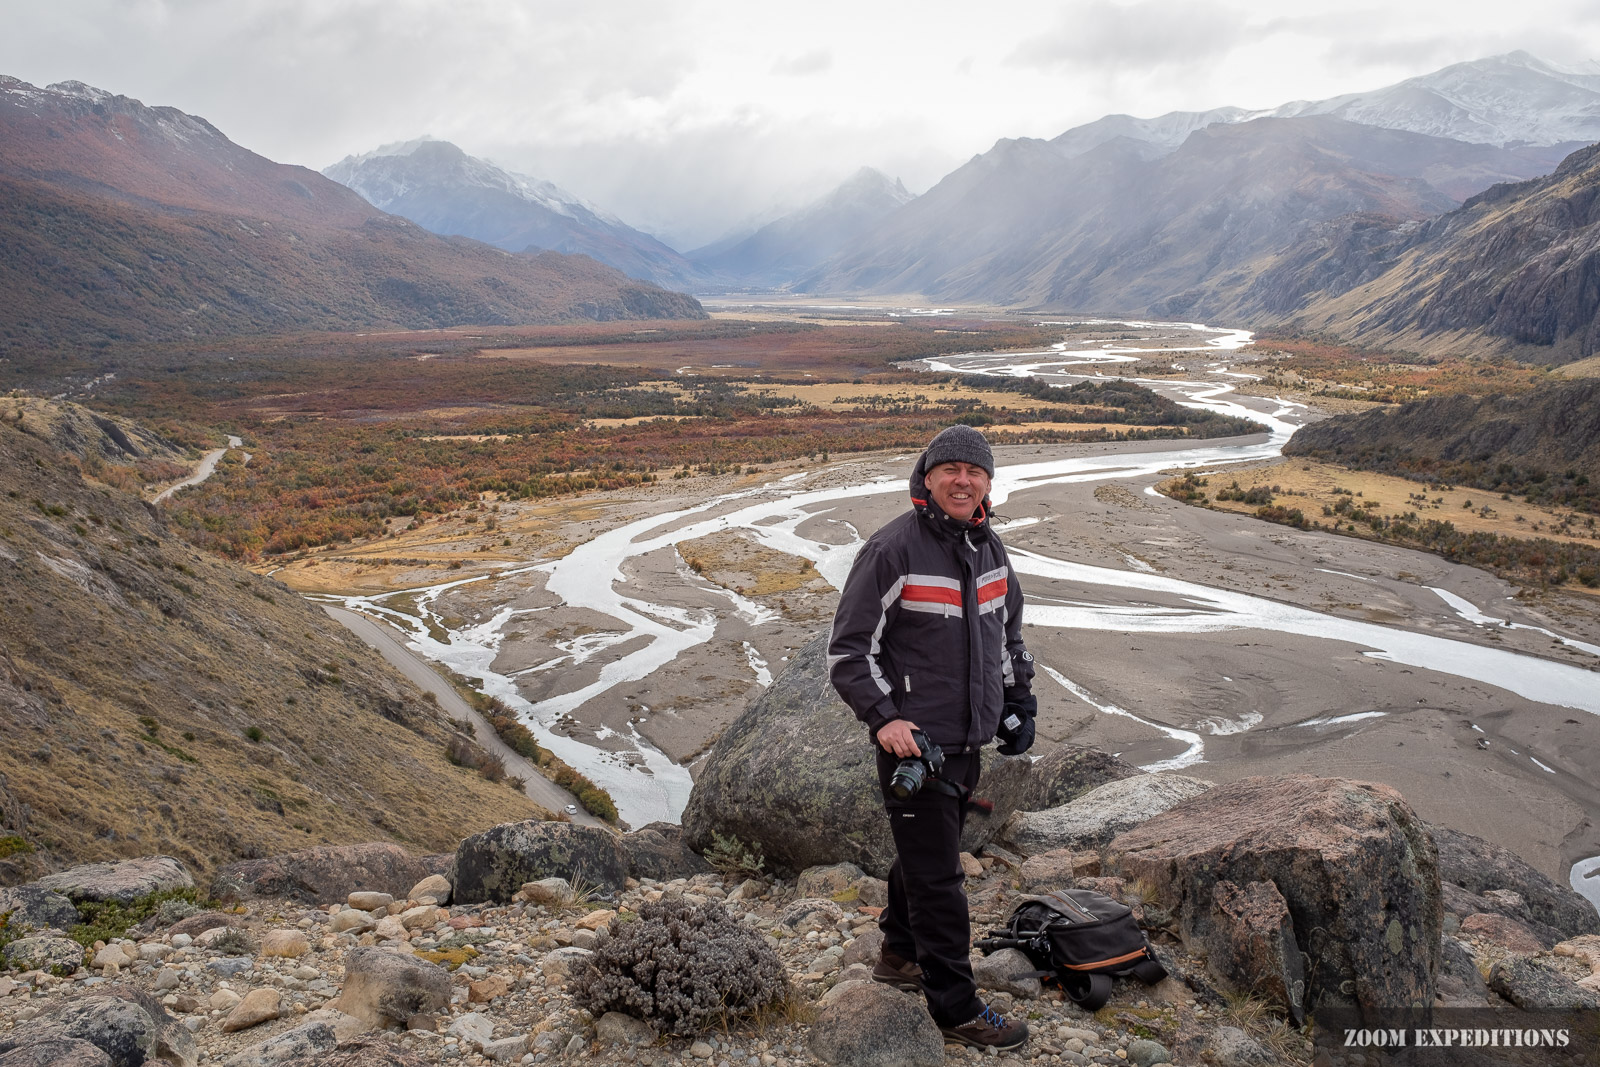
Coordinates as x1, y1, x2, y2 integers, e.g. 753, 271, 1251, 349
889, 758, 926, 800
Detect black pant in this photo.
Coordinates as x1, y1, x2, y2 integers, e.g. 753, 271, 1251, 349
875, 747, 984, 1027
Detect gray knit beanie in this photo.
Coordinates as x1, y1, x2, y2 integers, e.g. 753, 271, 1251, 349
921, 424, 995, 477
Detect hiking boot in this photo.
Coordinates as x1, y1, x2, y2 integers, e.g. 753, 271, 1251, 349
940, 1004, 1029, 1050
871, 949, 925, 993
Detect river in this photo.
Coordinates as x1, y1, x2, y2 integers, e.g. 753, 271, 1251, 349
318, 320, 1600, 914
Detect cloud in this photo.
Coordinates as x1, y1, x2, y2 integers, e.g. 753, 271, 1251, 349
1010, 0, 1254, 71
772, 49, 833, 76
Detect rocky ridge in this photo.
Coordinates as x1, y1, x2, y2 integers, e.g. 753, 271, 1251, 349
0, 765, 1594, 1067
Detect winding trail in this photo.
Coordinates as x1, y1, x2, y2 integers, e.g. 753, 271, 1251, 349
152, 435, 244, 503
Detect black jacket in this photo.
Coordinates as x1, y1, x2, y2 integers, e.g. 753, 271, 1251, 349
827, 454, 1033, 753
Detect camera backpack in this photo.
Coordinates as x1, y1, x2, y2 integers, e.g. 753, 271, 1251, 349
975, 888, 1167, 1010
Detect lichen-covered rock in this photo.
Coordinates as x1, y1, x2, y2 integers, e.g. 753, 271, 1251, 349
210, 843, 432, 905
451, 820, 631, 903
1436, 937, 1490, 1007
34, 857, 192, 905
681, 633, 1136, 877
808, 980, 943, 1067
1460, 912, 1548, 953
0, 990, 191, 1067
797, 863, 865, 899
220, 1020, 338, 1067
1487, 955, 1600, 1011
571, 899, 786, 1035
0, 1039, 113, 1067
0, 885, 80, 931
335, 948, 452, 1029
1201, 1027, 1274, 1067
620, 822, 712, 881
1430, 825, 1600, 939
1107, 775, 1441, 1017
2, 935, 83, 975
1202, 880, 1307, 1024
780, 898, 843, 932
998, 773, 1213, 855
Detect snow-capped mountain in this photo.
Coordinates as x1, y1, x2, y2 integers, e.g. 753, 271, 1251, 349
1050, 52, 1600, 163
324, 139, 714, 290
692, 167, 914, 287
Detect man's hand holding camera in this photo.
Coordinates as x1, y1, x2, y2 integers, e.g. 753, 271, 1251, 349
877, 717, 924, 758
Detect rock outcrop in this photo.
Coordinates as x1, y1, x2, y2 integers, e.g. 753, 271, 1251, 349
997, 773, 1213, 855
682, 634, 1137, 877
211, 844, 436, 905
35, 858, 193, 906
1430, 824, 1600, 939
1106, 775, 1442, 1017
450, 821, 631, 903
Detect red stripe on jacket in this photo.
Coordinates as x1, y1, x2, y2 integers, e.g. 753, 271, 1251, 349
902, 584, 963, 607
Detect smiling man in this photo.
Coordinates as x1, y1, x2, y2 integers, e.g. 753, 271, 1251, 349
827, 424, 1036, 1051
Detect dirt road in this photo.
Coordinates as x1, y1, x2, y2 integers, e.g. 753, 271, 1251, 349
325, 605, 605, 829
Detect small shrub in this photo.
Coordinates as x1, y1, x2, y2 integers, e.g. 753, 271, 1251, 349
244, 726, 265, 743
68, 887, 210, 948
211, 928, 257, 956
703, 830, 765, 880
571, 899, 787, 1035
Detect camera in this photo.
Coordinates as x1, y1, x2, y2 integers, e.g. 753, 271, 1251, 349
889, 730, 945, 800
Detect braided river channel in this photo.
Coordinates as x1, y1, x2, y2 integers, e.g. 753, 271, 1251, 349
320, 320, 1600, 916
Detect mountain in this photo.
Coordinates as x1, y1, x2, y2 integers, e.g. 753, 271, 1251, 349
0, 399, 540, 881
1050, 52, 1600, 164
0, 77, 703, 350
1261, 141, 1600, 363
801, 116, 1568, 312
323, 139, 713, 291
691, 167, 914, 287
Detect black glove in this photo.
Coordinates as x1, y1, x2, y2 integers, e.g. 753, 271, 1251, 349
995, 693, 1037, 756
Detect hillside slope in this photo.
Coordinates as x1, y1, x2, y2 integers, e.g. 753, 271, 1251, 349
1266, 142, 1600, 363
1283, 379, 1600, 497
0, 399, 540, 883
324, 139, 713, 291
0, 77, 703, 349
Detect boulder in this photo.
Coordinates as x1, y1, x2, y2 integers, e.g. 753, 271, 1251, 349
2, 935, 83, 975
797, 863, 865, 899
681, 633, 1136, 877
329, 909, 376, 935
347, 892, 393, 912
997, 773, 1214, 856
1202, 880, 1308, 1024
809, 980, 944, 1067
841, 929, 884, 969
1487, 955, 1600, 1011
260, 930, 310, 959
450, 821, 630, 903
971, 947, 1041, 998
1016, 848, 1080, 891
1459, 912, 1549, 953
619, 822, 712, 881
220, 1021, 338, 1067
335, 948, 452, 1029
221, 989, 282, 1033
211, 843, 432, 905
166, 911, 239, 938
34, 857, 192, 905
1429, 825, 1599, 939
0, 988, 195, 1067
1106, 775, 1441, 1017
286, 1039, 430, 1067
1200, 1027, 1274, 1067
514, 877, 571, 907
406, 875, 451, 905
595, 1011, 656, 1046
0, 885, 80, 930
0, 1040, 113, 1067
1436, 937, 1490, 1007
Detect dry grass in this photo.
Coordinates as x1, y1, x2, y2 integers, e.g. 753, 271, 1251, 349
1201, 459, 1600, 549
677, 532, 828, 598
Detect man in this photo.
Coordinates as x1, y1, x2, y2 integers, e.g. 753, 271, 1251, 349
828, 424, 1036, 1050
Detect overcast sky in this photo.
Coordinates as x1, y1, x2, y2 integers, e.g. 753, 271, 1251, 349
6, 0, 1600, 248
